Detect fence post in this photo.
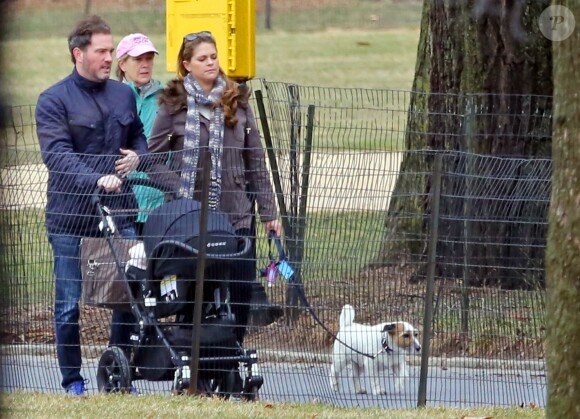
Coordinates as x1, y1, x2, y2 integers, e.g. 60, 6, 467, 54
265, 0, 272, 30
285, 84, 301, 323
417, 152, 443, 407
188, 150, 212, 395
461, 96, 474, 345
287, 84, 301, 231
255, 89, 292, 238
297, 104, 314, 256
287, 104, 314, 320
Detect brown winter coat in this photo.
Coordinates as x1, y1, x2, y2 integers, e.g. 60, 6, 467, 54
147, 81, 277, 231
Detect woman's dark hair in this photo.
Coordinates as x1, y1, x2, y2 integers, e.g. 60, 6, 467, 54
67, 15, 111, 64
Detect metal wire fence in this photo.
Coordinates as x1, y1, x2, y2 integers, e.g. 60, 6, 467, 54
0, 85, 549, 408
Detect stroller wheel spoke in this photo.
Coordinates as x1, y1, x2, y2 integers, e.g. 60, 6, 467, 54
96, 346, 131, 393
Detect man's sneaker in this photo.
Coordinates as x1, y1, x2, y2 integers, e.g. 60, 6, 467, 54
66, 380, 87, 396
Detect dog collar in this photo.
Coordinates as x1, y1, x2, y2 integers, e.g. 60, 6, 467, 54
372, 338, 393, 358
381, 338, 393, 354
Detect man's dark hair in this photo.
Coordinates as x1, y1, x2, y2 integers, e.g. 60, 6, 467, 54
67, 15, 111, 64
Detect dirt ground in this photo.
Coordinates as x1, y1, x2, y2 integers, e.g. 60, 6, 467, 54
1, 264, 545, 361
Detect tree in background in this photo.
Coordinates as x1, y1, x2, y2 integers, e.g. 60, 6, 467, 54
545, 1, 579, 416
0, 0, 9, 412
379, 0, 553, 289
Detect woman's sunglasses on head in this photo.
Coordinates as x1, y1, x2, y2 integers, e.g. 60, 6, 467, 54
183, 31, 213, 42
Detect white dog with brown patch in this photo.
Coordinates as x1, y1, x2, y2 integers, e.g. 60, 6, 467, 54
329, 304, 421, 395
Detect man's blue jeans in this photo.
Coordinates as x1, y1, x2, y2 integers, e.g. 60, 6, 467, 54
49, 228, 136, 389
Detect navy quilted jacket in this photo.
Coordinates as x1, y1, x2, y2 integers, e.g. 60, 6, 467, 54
36, 69, 149, 236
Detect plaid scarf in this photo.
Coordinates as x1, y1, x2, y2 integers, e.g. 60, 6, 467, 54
179, 73, 226, 209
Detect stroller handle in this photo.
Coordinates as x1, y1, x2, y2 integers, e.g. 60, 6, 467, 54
150, 237, 253, 261
91, 176, 173, 207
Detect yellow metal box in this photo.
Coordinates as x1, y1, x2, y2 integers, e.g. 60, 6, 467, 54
166, 0, 255, 81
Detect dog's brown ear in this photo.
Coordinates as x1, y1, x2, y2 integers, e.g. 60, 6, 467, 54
383, 323, 396, 333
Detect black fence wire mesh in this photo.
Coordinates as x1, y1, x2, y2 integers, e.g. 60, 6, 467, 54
1, 86, 549, 408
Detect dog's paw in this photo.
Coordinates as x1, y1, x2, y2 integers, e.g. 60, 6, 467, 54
372, 387, 387, 395
355, 388, 367, 394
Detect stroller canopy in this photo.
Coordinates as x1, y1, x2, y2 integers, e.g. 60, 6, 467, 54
143, 199, 236, 254
142, 198, 242, 277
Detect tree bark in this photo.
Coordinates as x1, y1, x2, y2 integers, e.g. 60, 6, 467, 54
545, 1, 580, 415
380, 0, 553, 289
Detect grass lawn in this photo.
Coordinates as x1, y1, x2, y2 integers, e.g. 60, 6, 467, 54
255, 29, 419, 91
1, 392, 544, 419
1, 29, 419, 107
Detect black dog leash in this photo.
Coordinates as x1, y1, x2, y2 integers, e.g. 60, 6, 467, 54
264, 232, 392, 359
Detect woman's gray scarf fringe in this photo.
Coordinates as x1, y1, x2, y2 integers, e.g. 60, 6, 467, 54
179, 73, 226, 209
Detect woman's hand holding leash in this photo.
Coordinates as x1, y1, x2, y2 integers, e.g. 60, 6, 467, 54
264, 219, 282, 237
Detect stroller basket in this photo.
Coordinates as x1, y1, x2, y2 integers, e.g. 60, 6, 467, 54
134, 321, 239, 382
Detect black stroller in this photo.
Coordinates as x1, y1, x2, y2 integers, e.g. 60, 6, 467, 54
89, 179, 263, 399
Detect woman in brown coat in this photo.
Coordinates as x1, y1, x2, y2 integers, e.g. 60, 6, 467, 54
147, 31, 281, 343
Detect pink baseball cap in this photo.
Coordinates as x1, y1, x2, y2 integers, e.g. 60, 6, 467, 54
116, 33, 159, 60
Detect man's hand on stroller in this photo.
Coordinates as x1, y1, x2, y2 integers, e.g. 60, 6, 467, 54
264, 219, 282, 237
97, 175, 122, 193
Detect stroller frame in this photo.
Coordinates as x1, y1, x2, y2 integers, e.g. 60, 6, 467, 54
90, 178, 263, 399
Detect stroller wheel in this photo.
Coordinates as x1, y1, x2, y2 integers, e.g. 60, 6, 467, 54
193, 370, 240, 399
171, 378, 216, 396
197, 378, 217, 395
97, 346, 132, 393
241, 374, 263, 402
243, 385, 260, 402
212, 368, 244, 400
171, 380, 188, 396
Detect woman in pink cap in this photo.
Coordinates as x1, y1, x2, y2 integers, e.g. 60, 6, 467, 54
116, 33, 162, 137
116, 33, 165, 235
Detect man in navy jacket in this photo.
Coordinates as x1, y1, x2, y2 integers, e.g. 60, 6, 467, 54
36, 15, 148, 396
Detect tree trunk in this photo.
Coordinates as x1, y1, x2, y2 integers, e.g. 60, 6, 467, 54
545, 1, 580, 416
84, 0, 92, 16
380, 0, 553, 289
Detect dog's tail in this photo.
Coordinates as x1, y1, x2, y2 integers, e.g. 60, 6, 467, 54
339, 304, 355, 329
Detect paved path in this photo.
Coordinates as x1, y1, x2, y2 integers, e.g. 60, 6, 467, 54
1, 352, 546, 409
0, 152, 403, 212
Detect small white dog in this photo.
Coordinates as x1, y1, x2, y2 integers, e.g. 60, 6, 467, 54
329, 304, 421, 395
